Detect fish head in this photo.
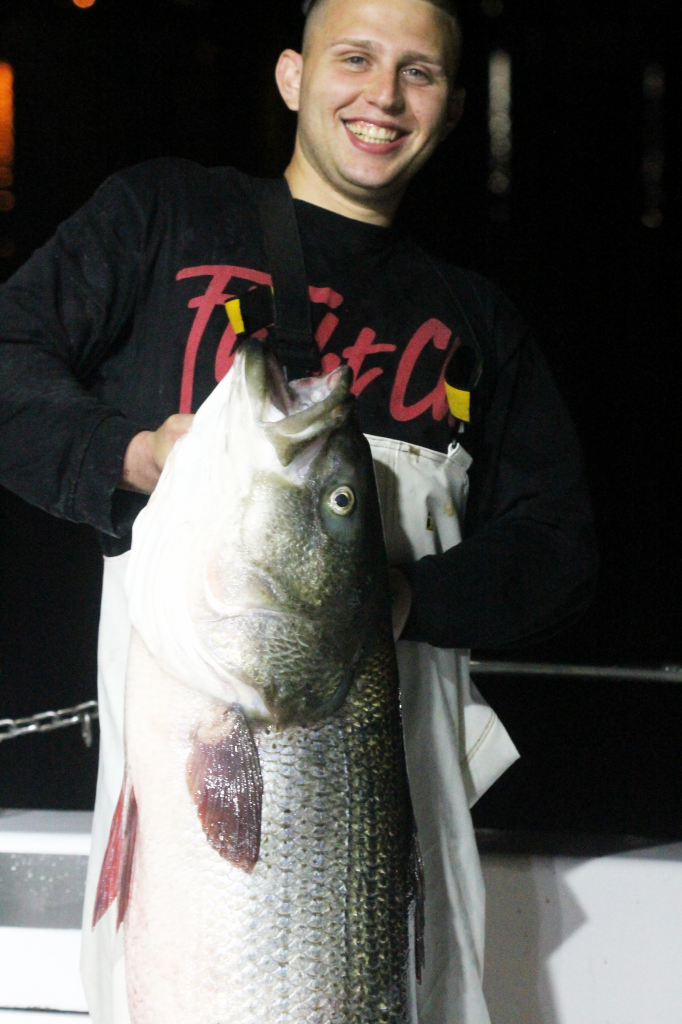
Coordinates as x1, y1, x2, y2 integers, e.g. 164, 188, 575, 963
193, 340, 392, 727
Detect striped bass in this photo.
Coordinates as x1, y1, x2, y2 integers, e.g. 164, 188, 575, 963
92, 340, 422, 1024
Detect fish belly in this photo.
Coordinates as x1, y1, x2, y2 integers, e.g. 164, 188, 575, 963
122, 630, 410, 1024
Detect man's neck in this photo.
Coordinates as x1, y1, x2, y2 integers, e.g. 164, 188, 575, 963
283, 144, 400, 227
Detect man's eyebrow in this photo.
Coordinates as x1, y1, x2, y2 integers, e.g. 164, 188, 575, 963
331, 37, 381, 50
400, 50, 446, 68
330, 39, 444, 68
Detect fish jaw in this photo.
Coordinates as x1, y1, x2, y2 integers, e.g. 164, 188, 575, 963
242, 339, 354, 471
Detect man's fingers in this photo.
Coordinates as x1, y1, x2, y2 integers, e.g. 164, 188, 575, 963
162, 413, 195, 441
157, 413, 195, 448
151, 414, 195, 470
120, 414, 195, 495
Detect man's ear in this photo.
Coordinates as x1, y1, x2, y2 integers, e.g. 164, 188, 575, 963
441, 86, 465, 141
275, 49, 304, 112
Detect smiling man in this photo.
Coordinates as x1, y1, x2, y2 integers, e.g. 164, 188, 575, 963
0, 0, 597, 1021
279, 0, 464, 220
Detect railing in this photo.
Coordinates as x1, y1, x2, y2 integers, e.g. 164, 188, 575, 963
469, 662, 682, 683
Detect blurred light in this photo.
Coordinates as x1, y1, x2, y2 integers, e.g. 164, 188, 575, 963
488, 169, 509, 195
641, 209, 662, 230
488, 49, 512, 199
641, 62, 665, 228
0, 63, 13, 167
0, 62, 14, 217
72, 0, 96, 7
643, 64, 665, 101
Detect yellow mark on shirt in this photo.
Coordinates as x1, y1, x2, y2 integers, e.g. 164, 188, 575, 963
444, 381, 470, 423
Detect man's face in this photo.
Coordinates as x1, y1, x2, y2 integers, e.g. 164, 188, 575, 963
287, 0, 461, 208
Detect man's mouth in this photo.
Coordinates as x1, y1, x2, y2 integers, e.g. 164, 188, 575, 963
346, 121, 400, 143
344, 120, 406, 145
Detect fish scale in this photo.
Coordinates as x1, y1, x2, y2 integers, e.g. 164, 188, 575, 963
247, 716, 349, 1024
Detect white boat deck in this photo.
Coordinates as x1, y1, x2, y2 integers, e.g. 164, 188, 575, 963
480, 830, 682, 1024
1, 810, 681, 1022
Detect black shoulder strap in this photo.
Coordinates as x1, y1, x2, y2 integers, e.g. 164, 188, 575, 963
252, 178, 320, 380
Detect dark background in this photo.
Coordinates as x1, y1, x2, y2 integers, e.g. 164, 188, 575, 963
0, 0, 679, 837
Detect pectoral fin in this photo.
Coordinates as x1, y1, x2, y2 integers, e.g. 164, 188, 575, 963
92, 771, 138, 931
186, 705, 263, 873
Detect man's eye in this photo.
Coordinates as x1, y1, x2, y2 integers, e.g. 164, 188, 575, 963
403, 67, 430, 81
345, 55, 367, 67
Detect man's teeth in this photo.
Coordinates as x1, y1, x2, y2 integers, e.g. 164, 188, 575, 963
346, 122, 400, 143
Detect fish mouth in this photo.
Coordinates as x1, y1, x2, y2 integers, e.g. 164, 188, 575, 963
242, 340, 353, 467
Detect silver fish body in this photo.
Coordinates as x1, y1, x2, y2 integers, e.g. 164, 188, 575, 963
94, 342, 419, 1024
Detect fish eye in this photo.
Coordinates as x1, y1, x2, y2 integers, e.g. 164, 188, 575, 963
327, 486, 355, 516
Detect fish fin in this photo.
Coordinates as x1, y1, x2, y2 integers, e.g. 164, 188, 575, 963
411, 831, 426, 984
116, 786, 138, 930
186, 705, 263, 873
92, 772, 138, 931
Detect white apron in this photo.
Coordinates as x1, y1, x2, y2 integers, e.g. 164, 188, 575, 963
80, 435, 519, 1024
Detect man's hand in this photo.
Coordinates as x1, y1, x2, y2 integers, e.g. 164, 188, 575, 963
388, 567, 412, 642
119, 414, 195, 495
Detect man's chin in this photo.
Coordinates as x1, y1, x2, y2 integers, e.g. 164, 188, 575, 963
335, 163, 410, 205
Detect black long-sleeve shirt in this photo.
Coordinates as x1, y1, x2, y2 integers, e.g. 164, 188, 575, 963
0, 158, 598, 649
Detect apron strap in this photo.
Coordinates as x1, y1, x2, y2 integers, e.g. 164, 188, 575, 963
254, 177, 320, 380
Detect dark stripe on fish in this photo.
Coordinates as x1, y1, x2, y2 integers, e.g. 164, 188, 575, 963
342, 640, 415, 1018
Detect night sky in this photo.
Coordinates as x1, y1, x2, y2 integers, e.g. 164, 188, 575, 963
0, 0, 680, 837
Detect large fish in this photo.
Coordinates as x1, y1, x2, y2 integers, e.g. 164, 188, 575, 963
92, 340, 422, 1024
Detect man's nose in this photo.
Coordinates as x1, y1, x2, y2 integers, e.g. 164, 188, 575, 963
364, 67, 405, 114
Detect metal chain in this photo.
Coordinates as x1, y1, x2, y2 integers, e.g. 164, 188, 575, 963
0, 700, 99, 748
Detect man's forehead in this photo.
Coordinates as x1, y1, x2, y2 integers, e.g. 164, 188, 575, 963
304, 0, 451, 61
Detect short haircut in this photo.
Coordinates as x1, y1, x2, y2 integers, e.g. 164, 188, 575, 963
301, 0, 463, 78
